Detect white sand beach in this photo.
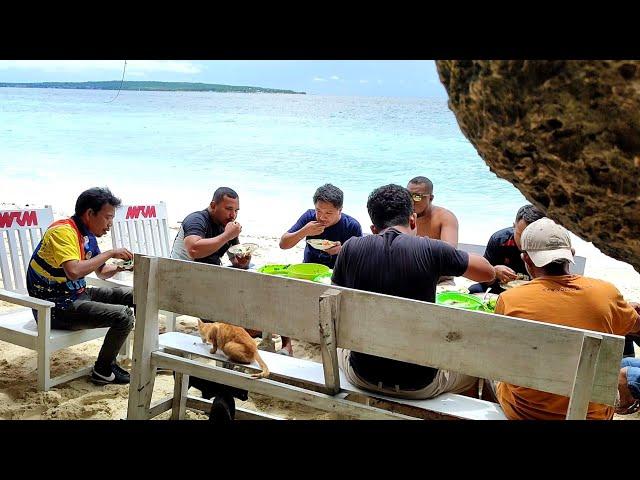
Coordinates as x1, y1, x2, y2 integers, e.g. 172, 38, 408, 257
1, 221, 639, 421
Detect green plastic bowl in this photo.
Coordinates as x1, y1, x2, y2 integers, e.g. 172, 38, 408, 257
257, 264, 291, 276
287, 263, 331, 281
312, 270, 333, 284
436, 291, 486, 311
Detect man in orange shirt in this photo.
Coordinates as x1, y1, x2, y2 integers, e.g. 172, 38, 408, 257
490, 217, 640, 420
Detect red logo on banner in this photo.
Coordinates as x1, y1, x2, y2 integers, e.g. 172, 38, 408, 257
0, 211, 38, 228
125, 206, 157, 220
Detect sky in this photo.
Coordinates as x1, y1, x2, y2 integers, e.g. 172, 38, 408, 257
0, 60, 448, 98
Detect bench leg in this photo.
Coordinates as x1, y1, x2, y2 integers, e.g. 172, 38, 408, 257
171, 371, 190, 420
164, 312, 176, 333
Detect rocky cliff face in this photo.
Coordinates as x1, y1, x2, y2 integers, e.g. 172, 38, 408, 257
436, 60, 640, 272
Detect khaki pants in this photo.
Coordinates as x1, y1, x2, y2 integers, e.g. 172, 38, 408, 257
338, 348, 477, 399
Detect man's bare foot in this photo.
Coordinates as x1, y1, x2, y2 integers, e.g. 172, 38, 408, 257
279, 336, 293, 356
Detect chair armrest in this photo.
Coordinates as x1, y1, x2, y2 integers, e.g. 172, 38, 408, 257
0, 288, 55, 309
85, 274, 132, 289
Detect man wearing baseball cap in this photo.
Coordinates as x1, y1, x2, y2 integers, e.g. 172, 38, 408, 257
489, 217, 640, 420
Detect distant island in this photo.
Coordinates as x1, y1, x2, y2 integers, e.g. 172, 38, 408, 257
0, 81, 306, 94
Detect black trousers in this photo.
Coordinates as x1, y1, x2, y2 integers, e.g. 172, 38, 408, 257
50, 286, 134, 369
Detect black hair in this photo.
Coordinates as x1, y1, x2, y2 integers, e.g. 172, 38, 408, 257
75, 187, 121, 216
540, 259, 571, 275
313, 184, 343, 209
367, 184, 414, 230
408, 176, 433, 193
515, 204, 545, 225
212, 187, 239, 203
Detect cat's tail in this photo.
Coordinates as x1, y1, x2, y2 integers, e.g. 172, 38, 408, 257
250, 352, 270, 379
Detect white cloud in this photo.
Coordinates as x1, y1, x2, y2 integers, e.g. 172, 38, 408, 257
359, 79, 369, 84
313, 76, 327, 82
0, 60, 201, 74
330, 75, 340, 80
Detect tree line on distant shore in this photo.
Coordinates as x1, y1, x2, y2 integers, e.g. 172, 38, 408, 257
0, 81, 306, 94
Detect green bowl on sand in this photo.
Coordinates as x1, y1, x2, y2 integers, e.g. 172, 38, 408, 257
287, 263, 331, 281
257, 264, 291, 276
436, 291, 486, 311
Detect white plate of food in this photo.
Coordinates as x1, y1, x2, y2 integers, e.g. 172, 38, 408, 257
500, 274, 531, 289
228, 243, 259, 257
306, 239, 338, 251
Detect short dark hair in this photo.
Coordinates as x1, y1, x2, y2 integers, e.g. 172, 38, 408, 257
408, 176, 433, 193
313, 184, 343, 209
75, 187, 121, 216
540, 259, 571, 275
212, 187, 239, 203
515, 204, 545, 225
367, 184, 414, 230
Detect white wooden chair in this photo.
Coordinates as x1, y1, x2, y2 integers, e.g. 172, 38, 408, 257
109, 201, 178, 332
0, 206, 117, 391
127, 255, 624, 421
111, 202, 172, 259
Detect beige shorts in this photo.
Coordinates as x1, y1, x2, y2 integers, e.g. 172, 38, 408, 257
438, 276, 456, 287
338, 348, 477, 400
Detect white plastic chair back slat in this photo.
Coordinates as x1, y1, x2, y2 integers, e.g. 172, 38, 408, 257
125, 221, 138, 253
143, 220, 155, 256
17, 229, 31, 273
7, 230, 26, 292
0, 233, 12, 291
0, 207, 54, 295
112, 202, 171, 257
135, 220, 146, 254
160, 218, 171, 257
111, 222, 121, 249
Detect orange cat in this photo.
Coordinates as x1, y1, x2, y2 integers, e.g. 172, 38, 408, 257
197, 320, 270, 379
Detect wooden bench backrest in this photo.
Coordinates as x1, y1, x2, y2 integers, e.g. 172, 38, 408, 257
0, 207, 54, 294
111, 202, 171, 257
136, 255, 623, 407
457, 243, 587, 275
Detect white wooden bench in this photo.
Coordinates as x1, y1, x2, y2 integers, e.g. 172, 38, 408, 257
458, 243, 587, 275
0, 206, 122, 391
127, 255, 623, 421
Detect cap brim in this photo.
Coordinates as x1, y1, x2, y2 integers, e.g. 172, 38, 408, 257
527, 248, 575, 268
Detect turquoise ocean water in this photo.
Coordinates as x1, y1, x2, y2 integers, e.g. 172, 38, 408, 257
0, 87, 527, 242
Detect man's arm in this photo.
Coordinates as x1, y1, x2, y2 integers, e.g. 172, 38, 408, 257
279, 212, 324, 249
280, 229, 310, 250
482, 232, 517, 285
462, 253, 496, 283
184, 222, 241, 260
63, 248, 132, 281
439, 210, 459, 247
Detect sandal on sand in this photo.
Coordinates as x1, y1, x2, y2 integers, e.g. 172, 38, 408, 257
615, 399, 640, 415
276, 348, 292, 356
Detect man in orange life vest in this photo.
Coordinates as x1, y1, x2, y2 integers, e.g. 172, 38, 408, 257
27, 187, 135, 385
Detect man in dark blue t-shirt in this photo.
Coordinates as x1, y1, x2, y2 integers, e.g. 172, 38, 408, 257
279, 183, 362, 269
278, 183, 362, 357
468, 204, 544, 294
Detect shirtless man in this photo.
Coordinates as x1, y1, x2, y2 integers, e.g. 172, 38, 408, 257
407, 176, 459, 247
407, 176, 459, 285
